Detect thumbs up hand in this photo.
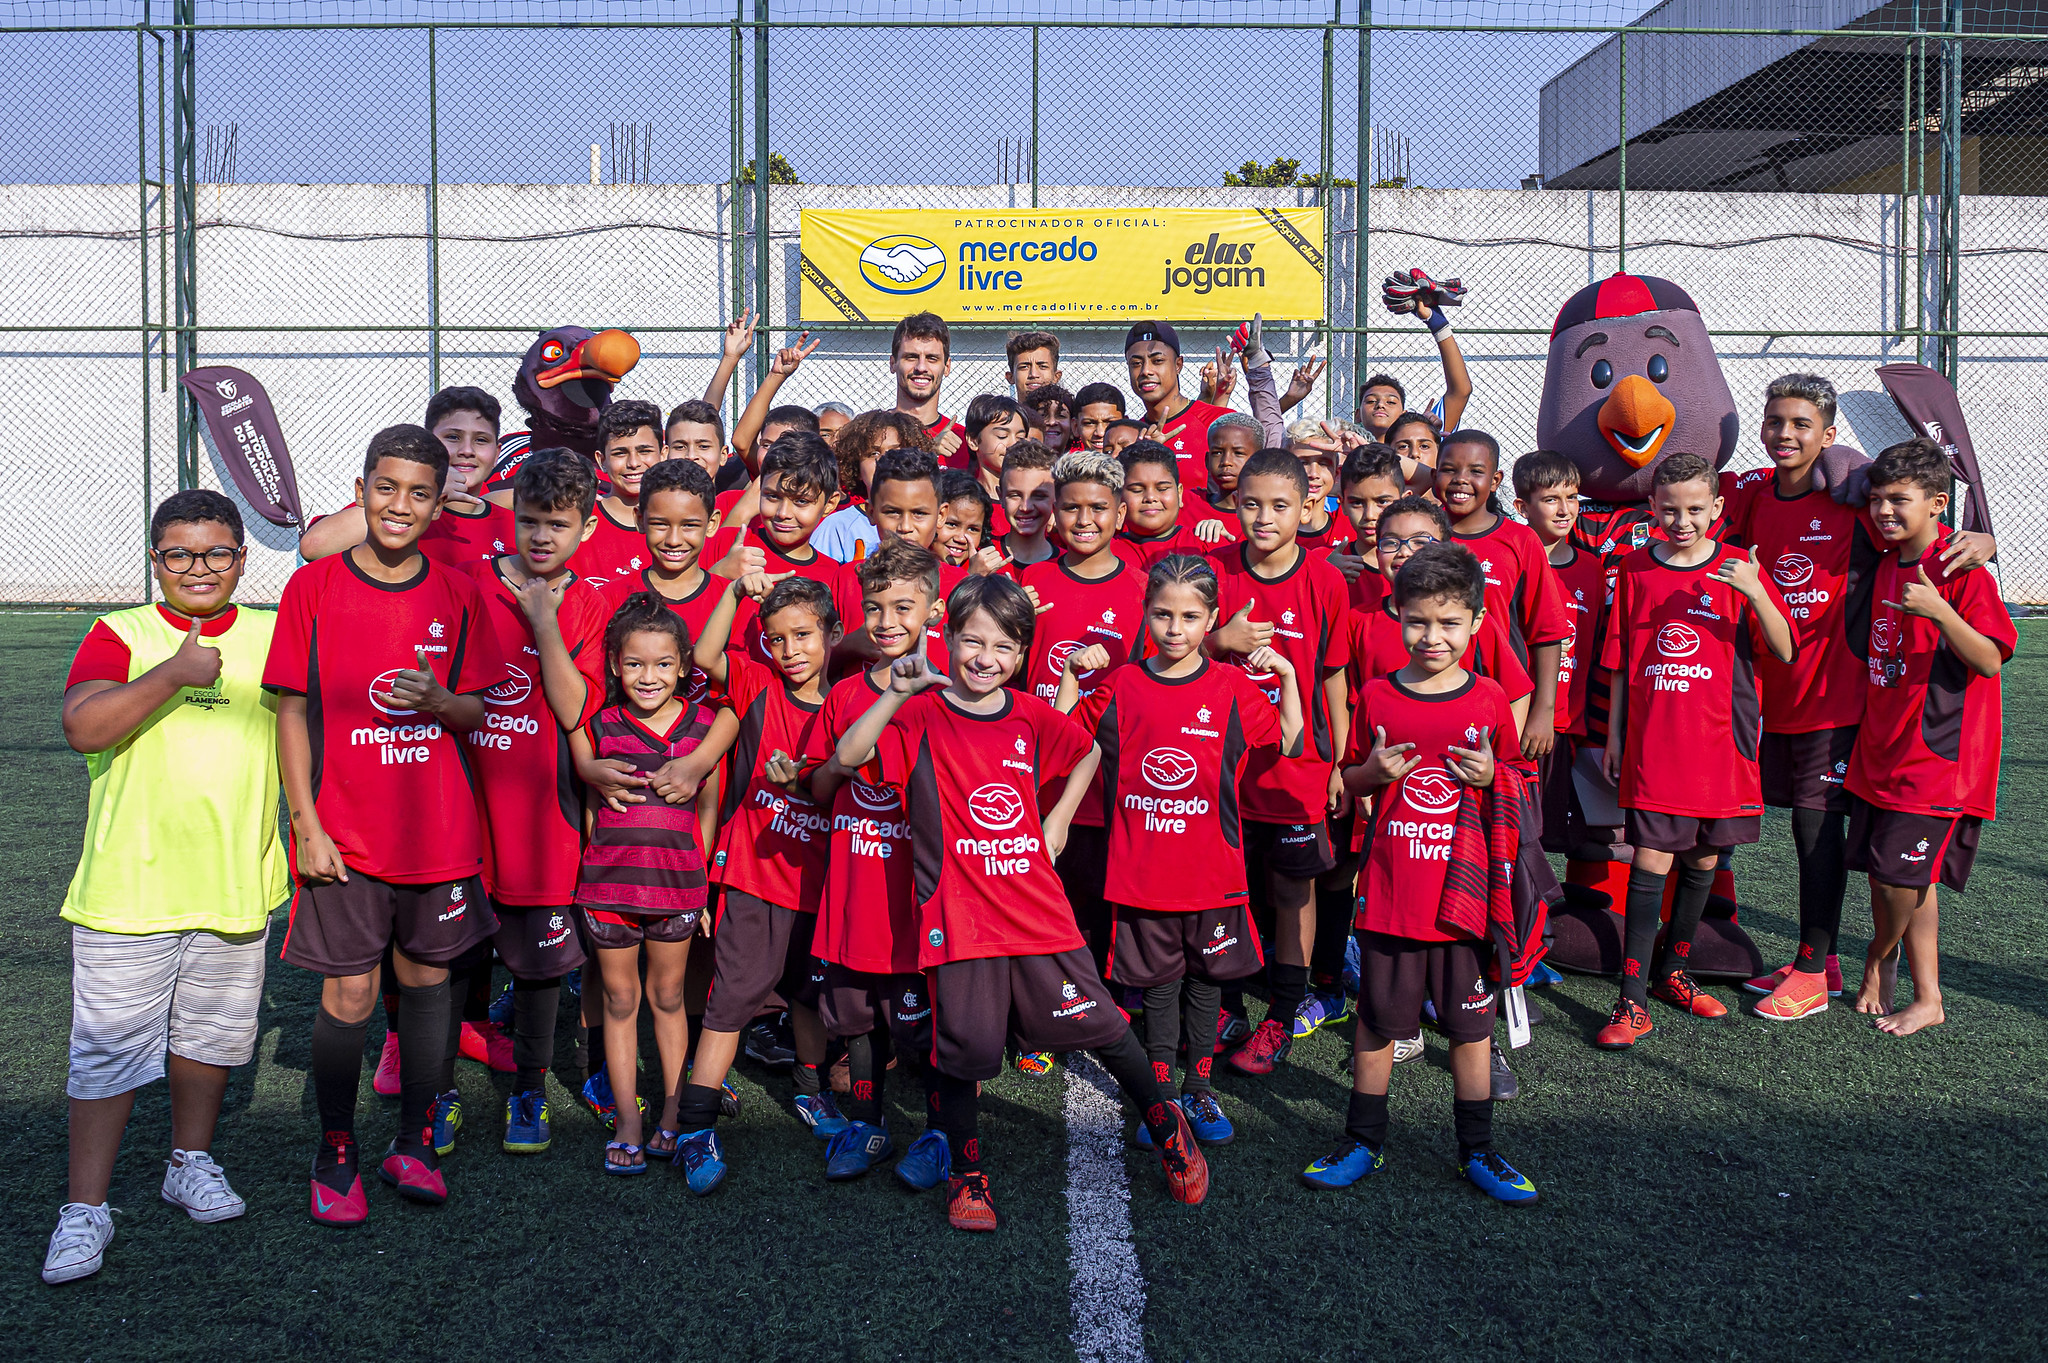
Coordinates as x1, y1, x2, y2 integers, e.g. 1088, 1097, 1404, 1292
374, 645, 453, 714
1212, 602, 1273, 654
164, 615, 223, 690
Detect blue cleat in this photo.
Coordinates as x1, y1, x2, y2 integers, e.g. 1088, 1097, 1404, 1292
502, 1089, 551, 1154
1462, 1149, 1539, 1205
673, 1128, 727, 1195
487, 983, 514, 1029
1527, 960, 1564, 988
1343, 934, 1362, 996
1289, 992, 1333, 1039
430, 1089, 463, 1156
1179, 1090, 1235, 1145
823, 1120, 894, 1180
895, 1130, 951, 1190
1299, 1139, 1386, 1189
582, 1070, 616, 1129
793, 1091, 849, 1138
563, 968, 581, 999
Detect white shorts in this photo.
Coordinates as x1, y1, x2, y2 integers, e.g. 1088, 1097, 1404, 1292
68, 923, 270, 1100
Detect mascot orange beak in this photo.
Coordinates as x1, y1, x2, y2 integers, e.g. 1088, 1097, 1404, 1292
536, 329, 640, 390
1597, 374, 1676, 468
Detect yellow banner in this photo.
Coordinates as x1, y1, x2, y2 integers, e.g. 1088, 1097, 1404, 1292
798, 207, 1325, 325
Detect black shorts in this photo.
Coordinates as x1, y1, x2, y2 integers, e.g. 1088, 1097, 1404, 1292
1107, 902, 1263, 986
282, 871, 497, 977
701, 891, 818, 1033
1244, 818, 1337, 880
816, 962, 933, 1061
1625, 809, 1761, 855
928, 950, 1130, 1081
1537, 736, 1575, 854
488, 904, 585, 979
1760, 726, 1858, 813
1354, 931, 1495, 1046
1056, 823, 1112, 961
579, 905, 702, 951
1845, 796, 1981, 891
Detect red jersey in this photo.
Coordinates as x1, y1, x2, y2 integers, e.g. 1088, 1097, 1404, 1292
599, 568, 724, 705
735, 537, 842, 665
864, 688, 1095, 966
1116, 523, 1212, 570
1018, 555, 1148, 828
1449, 514, 1571, 667
1848, 539, 2015, 818
1343, 596, 1534, 712
829, 558, 967, 675
1071, 660, 1282, 912
1723, 469, 1877, 734
806, 672, 919, 974
263, 552, 502, 883
709, 652, 831, 912
1547, 544, 1609, 736
1599, 542, 1784, 819
1298, 515, 1357, 556
568, 503, 649, 593
1154, 398, 1231, 496
309, 500, 517, 569
1353, 674, 1519, 941
1210, 544, 1350, 824
464, 561, 610, 905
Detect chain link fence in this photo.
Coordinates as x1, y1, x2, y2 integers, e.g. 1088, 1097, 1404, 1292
4, 0, 2045, 601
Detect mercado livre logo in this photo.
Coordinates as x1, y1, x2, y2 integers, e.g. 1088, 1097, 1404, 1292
858, 235, 947, 294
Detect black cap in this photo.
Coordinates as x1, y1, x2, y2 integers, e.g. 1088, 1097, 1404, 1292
1123, 320, 1180, 354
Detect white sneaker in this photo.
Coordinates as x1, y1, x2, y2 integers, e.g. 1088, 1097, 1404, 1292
42, 1202, 113, 1284
161, 1150, 246, 1223
1392, 1035, 1424, 1063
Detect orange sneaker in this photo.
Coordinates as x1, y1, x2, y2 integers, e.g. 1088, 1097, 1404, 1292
1753, 969, 1829, 1021
1595, 998, 1654, 1049
946, 1172, 998, 1232
1651, 971, 1728, 1018
1153, 1103, 1210, 1206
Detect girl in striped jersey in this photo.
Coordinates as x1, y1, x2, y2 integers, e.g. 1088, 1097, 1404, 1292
576, 596, 738, 1175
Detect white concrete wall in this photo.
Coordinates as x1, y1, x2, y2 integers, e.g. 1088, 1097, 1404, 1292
2, 181, 2039, 601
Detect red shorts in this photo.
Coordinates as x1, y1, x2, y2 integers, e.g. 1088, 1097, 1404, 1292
490, 904, 586, 979
1625, 809, 1761, 855
579, 905, 702, 951
816, 962, 933, 1061
1760, 726, 1858, 813
1845, 796, 1981, 891
1355, 931, 1495, 1046
928, 950, 1130, 1081
1106, 902, 1263, 987
282, 872, 496, 977
701, 892, 818, 1034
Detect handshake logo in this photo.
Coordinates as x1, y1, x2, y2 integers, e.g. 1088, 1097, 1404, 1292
859, 235, 946, 294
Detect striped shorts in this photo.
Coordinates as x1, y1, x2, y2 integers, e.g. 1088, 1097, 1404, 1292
68, 924, 270, 1100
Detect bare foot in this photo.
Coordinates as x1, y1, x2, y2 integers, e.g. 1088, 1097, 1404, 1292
1875, 996, 1945, 1036
1878, 955, 1898, 1013
1853, 972, 1888, 1015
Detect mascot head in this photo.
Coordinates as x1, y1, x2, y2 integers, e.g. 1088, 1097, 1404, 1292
511, 325, 641, 456
1535, 273, 1737, 504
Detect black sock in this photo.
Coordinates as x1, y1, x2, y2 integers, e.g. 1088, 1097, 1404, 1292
1345, 1090, 1389, 1153
1181, 980, 1220, 1091
1092, 1027, 1177, 1147
844, 1032, 881, 1125
464, 958, 495, 1021
510, 978, 557, 1093
396, 978, 450, 1141
675, 1082, 722, 1133
1453, 1096, 1494, 1158
934, 1074, 981, 1175
1267, 962, 1311, 1032
1310, 857, 1357, 986
381, 990, 401, 1032
1655, 861, 1719, 979
1619, 865, 1667, 1006
1141, 981, 1183, 1101
1792, 808, 1848, 969
438, 964, 466, 1093
792, 1061, 821, 1098
1221, 986, 1246, 1019
311, 1006, 368, 1139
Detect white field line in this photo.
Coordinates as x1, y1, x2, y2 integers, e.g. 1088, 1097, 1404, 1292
1064, 1054, 1149, 1363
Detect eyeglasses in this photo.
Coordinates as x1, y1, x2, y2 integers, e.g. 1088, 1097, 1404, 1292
1375, 533, 1439, 554
153, 546, 243, 574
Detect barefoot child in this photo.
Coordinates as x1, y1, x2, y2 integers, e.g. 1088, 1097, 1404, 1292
1844, 437, 2014, 1035
578, 599, 737, 1173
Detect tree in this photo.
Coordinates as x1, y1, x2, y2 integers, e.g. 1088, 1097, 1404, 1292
1222, 156, 1356, 189
740, 153, 801, 185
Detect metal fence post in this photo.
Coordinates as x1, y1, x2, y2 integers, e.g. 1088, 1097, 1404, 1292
1616, 28, 1627, 275
752, 0, 769, 384
137, 22, 152, 602
427, 26, 440, 394
1030, 26, 1039, 209
1356, 5, 1369, 402
730, 15, 744, 426
1321, 12, 1334, 412
173, 0, 197, 490
1937, 3, 1962, 383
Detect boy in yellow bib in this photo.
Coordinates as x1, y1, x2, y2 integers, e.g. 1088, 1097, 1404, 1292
43, 490, 287, 1285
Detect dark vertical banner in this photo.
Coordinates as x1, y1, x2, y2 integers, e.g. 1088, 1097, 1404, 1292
177, 366, 305, 528
1875, 363, 1994, 537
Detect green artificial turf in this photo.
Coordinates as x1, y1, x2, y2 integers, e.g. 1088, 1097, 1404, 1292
3, 608, 2042, 1361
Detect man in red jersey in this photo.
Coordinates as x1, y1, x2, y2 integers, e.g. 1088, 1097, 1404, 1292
892, 312, 972, 468
1594, 455, 1794, 1051
264, 426, 507, 1223
1126, 321, 1231, 497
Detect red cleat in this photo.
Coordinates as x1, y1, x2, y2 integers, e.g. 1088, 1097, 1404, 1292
1595, 998, 1654, 1050
1650, 971, 1728, 1019
1226, 1018, 1291, 1075
371, 1030, 401, 1097
1153, 1104, 1210, 1206
458, 1020, 516, 1073
946, 1172, 998, 1231
378, 1129, 448, 1204
309, 1132, 368, 1226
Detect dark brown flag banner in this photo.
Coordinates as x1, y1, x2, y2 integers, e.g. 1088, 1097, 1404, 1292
177, 365, 305, 527
1875, 363, 1994, 538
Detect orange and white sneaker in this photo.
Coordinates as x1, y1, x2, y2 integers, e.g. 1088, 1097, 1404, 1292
1650, 970, 1728, 1018
946, 1171, 998, 1232
1595, 998, 1654, 1049
1743, 954, 1845, 997
1753, 969, 1829, 1021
